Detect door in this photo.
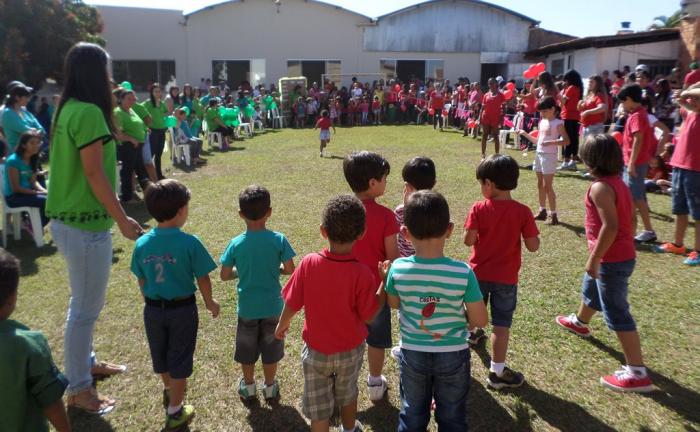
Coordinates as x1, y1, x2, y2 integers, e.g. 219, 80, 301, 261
396, 60, 425, 83
480, 63, 508, 87
301, 61, 326, 87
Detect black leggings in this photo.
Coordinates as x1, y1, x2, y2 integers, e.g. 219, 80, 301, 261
117, 142, 149, 202
563, 119, 580, 159
149, 128, 166, 180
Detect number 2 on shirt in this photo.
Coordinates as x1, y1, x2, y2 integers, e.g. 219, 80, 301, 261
155, 263, 165, 283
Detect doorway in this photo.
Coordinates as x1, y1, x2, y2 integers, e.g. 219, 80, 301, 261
480, 63, 508, 87
397, 60, 425, 83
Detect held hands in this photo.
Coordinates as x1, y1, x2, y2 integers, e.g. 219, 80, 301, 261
274, 321, 290, 340
627, 164, 637, 178
585, 256, 601, 279
118, 216, 144, 240
205, 299, 220, 318
378, 260, 391, 281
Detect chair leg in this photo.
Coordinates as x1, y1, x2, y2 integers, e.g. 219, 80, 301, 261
28, 210, 44, 247
184, 145, 191, 166
12, 213, 21, 241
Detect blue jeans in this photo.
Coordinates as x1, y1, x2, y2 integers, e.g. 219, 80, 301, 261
51, 221, 113, 394
5, 192, 49, 226
581, 259, 636, 331
399, 348, 471, 432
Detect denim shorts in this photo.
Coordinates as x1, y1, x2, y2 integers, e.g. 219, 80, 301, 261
366, 303, 392, 348
144, 302, 198, 379
142, 132, 153, 164
623, 163, 649, 201
672, 168, 700, 220
234, 317, 284, 365
581, 259, 636, 332
479, 280, 518, 328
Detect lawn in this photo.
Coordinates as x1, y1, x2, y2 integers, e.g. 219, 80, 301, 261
8, 125, 699, 432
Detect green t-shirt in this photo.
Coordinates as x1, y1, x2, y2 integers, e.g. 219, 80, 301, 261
131, 103, 151, 132
204, 107, 221, 131
46, 99, 116, 231
141, 100, 167, 130
193, 98, 204, 118
0, 319, 68, 432
114, 106, 146, 142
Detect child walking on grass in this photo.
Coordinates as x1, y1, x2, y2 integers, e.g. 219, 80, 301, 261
314, 110, 335, 157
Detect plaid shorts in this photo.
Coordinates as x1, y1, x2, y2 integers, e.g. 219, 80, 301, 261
301, 343, 365, 421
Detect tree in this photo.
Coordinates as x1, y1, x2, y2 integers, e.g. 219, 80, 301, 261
648, 10, 684, 30
0, 0, 105, 92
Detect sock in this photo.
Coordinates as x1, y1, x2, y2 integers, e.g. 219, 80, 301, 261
167, 403, 182, 415
550, 210, 557, 215
368, 375, 383, 386
628, 365, 648, 378
573, 315, 588, 326
539, 207, 546, 212
490, 362, 505, 376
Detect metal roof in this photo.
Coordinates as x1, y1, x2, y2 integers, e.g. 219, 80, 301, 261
375, 0, 539, 25
526, 28, 680, 56
184, 0, 373, 21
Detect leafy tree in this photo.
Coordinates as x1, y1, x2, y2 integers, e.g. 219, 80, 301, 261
0, 0, 105, 92
649, 10, 684, 30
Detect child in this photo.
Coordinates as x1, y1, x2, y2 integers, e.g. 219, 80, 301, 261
275, 195, 386, 432
330, 97, 340, 126
645, 156, 670, 193
429, 87, 445, 130
205, 98, 234, 138
342, 151, 400, 401
130, 179, 221, 430
174, 108, 207, 165
519, 96, 570, 225
479, 78, 506, 158
360, 97, 370, 126
0, 249, 71, 431
556, 134, 653, 392
314, 110, 336, 158
294, 97, 306, 129
384, 191, 488, 429
306, 97, 318, 127
220, 185, 296, 400
463, 155, 540, 389
372, 95, 381, 125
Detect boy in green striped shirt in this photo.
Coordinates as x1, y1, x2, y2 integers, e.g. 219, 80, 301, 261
383, 190, 487, 430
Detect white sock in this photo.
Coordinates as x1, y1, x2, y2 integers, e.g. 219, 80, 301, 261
167, 403, 182, 415
490, 361, 505, 376
572, 315, 587, 327
628, 365, 648, 378
550, 210, 557, 215
539, 207, 546, 212
368, 375, 383, 386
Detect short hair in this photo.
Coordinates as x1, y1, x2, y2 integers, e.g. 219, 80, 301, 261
579, 134, 624, 177
239, 185, 271, 221
636, 70, 651, 81
0, 248, 20, 308
343, 151, 390, 193
144, 179, 191, 222
402, 156, 436, 190
537, 96, 557, 111
475, 154, 519, 191
322, 195, 366, 243
617, 84, 643, 103
403, 190, 450, 240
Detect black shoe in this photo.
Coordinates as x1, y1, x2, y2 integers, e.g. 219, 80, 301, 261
534, 209, 547, 221
487, 367, 525, 390
468, 328, 486, 346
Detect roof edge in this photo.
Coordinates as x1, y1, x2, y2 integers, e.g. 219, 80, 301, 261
376, 0, 539, 25
184, 0, 373, 21
526, 28, 680, 56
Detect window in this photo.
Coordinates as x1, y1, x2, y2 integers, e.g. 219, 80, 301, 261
379, 59, 444, 82
426, 60, 445, 81
638, 59, 676, 78
111, 60, 175, 92
212, 60, 251, 89
567, 54, 574, 70
380, 59, 397, 79
551, 59, 564, 76
286, 60, 342, 85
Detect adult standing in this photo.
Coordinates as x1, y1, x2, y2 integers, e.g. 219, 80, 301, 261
578, 75, 609, 140
114, 88, 151, 202
1, 82, 45, 150
46, 42, 143, 413
559, 70, 583, 171
141, 83, 168, 180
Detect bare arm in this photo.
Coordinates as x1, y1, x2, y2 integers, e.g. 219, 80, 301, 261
464, 300, 488, 329
586, 182, 619, 279
196, 274, 220, 318
384, 234, 400, 262
7, 167, 37, 195
387, 292, 400, 309
220, 266, 237, 281
281, 259, 295, 275
463, 229, 477, 246
274, 303, 297, 340
652, 120, 672, 155
523, 236, 540, 252
627, 131, 643, 177
43, 399, 70, 432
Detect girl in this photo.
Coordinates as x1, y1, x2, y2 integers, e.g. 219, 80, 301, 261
293, 96, 306, 128
560, 70, 583, 171
359, 97, 369, 126
429, 85, 445, 130
314, 109, 335, 157
165, 85, 180, 114
3, 131, 48, 227
519, 96, 569, 225
479, 78, 505, 158
535, 71, 559, 101
578, 75, 609, 140
645, 155, 670, 193
556, 134, 653, 393
372, 95, 381, 125
142, 83, 168, 180
330, 96, 340, 126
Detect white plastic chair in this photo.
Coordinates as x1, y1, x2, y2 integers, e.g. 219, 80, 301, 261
0, 164, 45, 247
168, 127, 191, 167
500, 112, 525, 149
271, 108, 285, 129
252, 114, 265, 133
238, 113, 253, 137
207, 131, 224, 150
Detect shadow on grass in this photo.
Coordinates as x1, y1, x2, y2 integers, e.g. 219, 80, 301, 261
358, 397, 400, 431
5, 241, 58, 276
67, 407, 116, 432
122, 202, 153, 228
243, 398, 308, 431
648, 210, 674, 223
556, 172, 594, 182
558, 221, 586, 237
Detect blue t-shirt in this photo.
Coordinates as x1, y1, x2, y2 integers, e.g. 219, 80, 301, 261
3, 153, 33, 197
220, 229, 296, 319
131, 227, 217, 300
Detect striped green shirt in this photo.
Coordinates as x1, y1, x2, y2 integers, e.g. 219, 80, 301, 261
385, 256, 482, 352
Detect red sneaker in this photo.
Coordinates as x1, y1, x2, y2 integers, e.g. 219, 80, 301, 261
600, 366, 653, 393
556, 314, 591, 338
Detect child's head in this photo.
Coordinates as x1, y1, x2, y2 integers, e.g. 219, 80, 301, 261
617, 84, 643, 111
579, 134, 624, 178
343, 151, 390, 195
374, 95, 379, 101
145, 179, 191, 224
238, 185, 271, 221
208, 97, 219, 108
649, 155, 666, 170
402, 156, 436, 192
0, 248, 20, 319
536, 96, 557, 119
175, 107, 188, 120
320, 109, 329, 118
403, 190, 451, 240
321, 195, 366, 244
16, 131, 42, 160
475, 154, 519, 194
487, 78, 498, 91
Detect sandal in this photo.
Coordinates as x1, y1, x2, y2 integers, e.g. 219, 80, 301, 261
67, 387, 115, 415
91, 361, 127, 378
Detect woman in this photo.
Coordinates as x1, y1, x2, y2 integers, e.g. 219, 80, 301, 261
165, 84, 181, 114
1, 82, 45, 150
3, 131, 48, 226
578, 75, 609, 140
560, 69, 583, 171
114, 87, 150, 202
191, 87, 204, 136
46, 42, 142, 413
142, 83, 168, 179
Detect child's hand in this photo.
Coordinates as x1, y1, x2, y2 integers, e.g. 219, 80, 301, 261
378, 260, 391, 280
206, 299, 220, 318
627, 164, 637, 178
585, 256, 600, 279
274, 321, 290, 340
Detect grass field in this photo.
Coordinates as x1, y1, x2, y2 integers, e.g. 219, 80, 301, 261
8, 125, 700, 432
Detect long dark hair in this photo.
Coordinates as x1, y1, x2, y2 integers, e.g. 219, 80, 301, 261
52, 43, 116, 139
537, 71, 557, 97
15, 131, 41, 171
563, 69, 583, 101
149, 83, 162, 106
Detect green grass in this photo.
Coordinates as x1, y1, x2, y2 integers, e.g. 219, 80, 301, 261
9, 125, 700, 432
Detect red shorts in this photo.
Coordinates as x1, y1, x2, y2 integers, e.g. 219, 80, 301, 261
480, 115, 501, 128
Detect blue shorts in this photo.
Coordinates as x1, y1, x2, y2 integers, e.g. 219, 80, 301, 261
142, 132, 153, 164
144, 301, 198, 379
581, 259, 636, 332
478, 281, 517, 328
672, 168, 700, 220
623, 163, 649, 201
366, 303, 392, 348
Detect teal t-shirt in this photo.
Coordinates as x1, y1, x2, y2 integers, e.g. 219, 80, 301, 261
385, 256, 482, 352
131, 227, 217, 300
3, 153, 33, 197
220, 229, 296, 319
1, 107, 45, 150
0, 319, 68, 432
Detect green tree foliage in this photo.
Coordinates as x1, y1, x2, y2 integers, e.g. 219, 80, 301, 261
649, 10, 684, 30
0, 0, 105, 92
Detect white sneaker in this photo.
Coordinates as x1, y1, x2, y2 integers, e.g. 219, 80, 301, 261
634, 230, 657, 243
390, 346, 402, 361
557, 161, 571, 171
367, 375, 388, 401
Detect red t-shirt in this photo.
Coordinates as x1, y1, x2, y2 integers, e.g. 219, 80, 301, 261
430, 94, 445, 110
464, 199, 539, 285
352, 199, 400, 284
671, 111, 700, 171
281, 250, 378, 354
316, 117, 331, 130
481, 91, 505, 123
372, 100, 381, 110
580, 94, 606, 126
585, 177, 635, 263
622, 107, 653, 166
684, 69, 700, 87
560, 85, 581, 121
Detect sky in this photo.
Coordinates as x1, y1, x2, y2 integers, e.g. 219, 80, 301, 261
87, 0, 680, 37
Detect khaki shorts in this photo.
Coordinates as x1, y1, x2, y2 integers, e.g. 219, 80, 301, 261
301, 343, 365, 421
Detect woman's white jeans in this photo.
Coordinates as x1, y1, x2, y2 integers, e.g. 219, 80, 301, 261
51, 220, 112, 394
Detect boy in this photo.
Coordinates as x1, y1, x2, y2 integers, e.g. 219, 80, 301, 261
130, 179, 220, 431
342, 151, 400, 401
463, 155, 540, 389
656, 87, 700, 266
174, 107, 206, 166
275, 195, 386, 432
617, 84, 657, 243
220, 185, 296, 400
0, 249, 70, 432
384, 191, 487, 430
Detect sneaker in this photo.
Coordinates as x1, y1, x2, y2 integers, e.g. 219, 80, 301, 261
655, 242, 687, 255
487, 367, 525, 390
390, 346, 402, 361
600, 366, 653, 393
546, 213, 559, 226
238, 379, 257, 400
337, 420, 364, 432
556, 161, 571, 171
262, 381, 280, 400
634, 230, 657, 243
367, 375, 388, 401
165, 404, 196, 430
534, 209, 547, 221
555, 314, 591, 338
684, 250, 700, 266
568, 162, 578, 172
468, 328, 486, 346
162, 388, 170, 409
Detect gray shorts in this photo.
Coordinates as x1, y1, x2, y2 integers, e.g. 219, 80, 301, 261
234, 317, 284, 365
